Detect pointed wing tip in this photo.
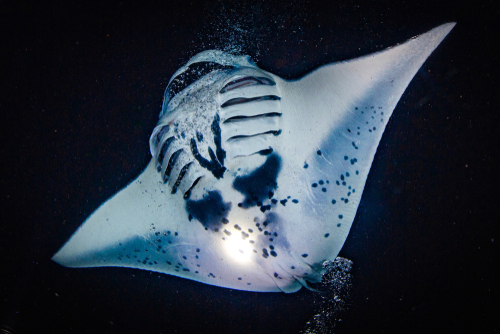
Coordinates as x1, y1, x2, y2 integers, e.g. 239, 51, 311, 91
51, 247, 71, 267
423, 22, 456, 41
51, 252, 66, 267
436, 22, 456, 34
51, 240, 86, 268
441, 21, 457, 28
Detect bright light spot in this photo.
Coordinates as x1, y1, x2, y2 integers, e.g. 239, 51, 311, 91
224, 235, 253, 264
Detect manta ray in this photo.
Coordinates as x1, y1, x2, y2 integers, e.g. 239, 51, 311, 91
53, 23, 455, 293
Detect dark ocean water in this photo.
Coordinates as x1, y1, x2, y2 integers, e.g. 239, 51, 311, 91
1, 1, 497, 333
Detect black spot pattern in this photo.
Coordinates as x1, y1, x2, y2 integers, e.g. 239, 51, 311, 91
186, 190, 231, 231
296, 105, 387, 264
232, 154, 281, 208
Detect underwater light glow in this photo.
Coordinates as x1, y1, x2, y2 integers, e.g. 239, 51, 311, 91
224, 234, 253, 264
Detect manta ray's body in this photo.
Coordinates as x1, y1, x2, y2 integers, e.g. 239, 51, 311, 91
53, 23, 454, 292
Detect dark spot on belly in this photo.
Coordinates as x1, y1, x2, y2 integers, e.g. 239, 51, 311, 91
232, 154, 281, 208
260, 205, 271, 212
186, 190, 231, 231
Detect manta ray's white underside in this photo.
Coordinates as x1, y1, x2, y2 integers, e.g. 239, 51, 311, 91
53, 23, 455, 293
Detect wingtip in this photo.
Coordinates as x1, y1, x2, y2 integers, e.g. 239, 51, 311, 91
431, 22, 456, 38
51, 246, 70, 267
51, 251, 65, 267
401, 22, 455, 59
442, 22, 457, 32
